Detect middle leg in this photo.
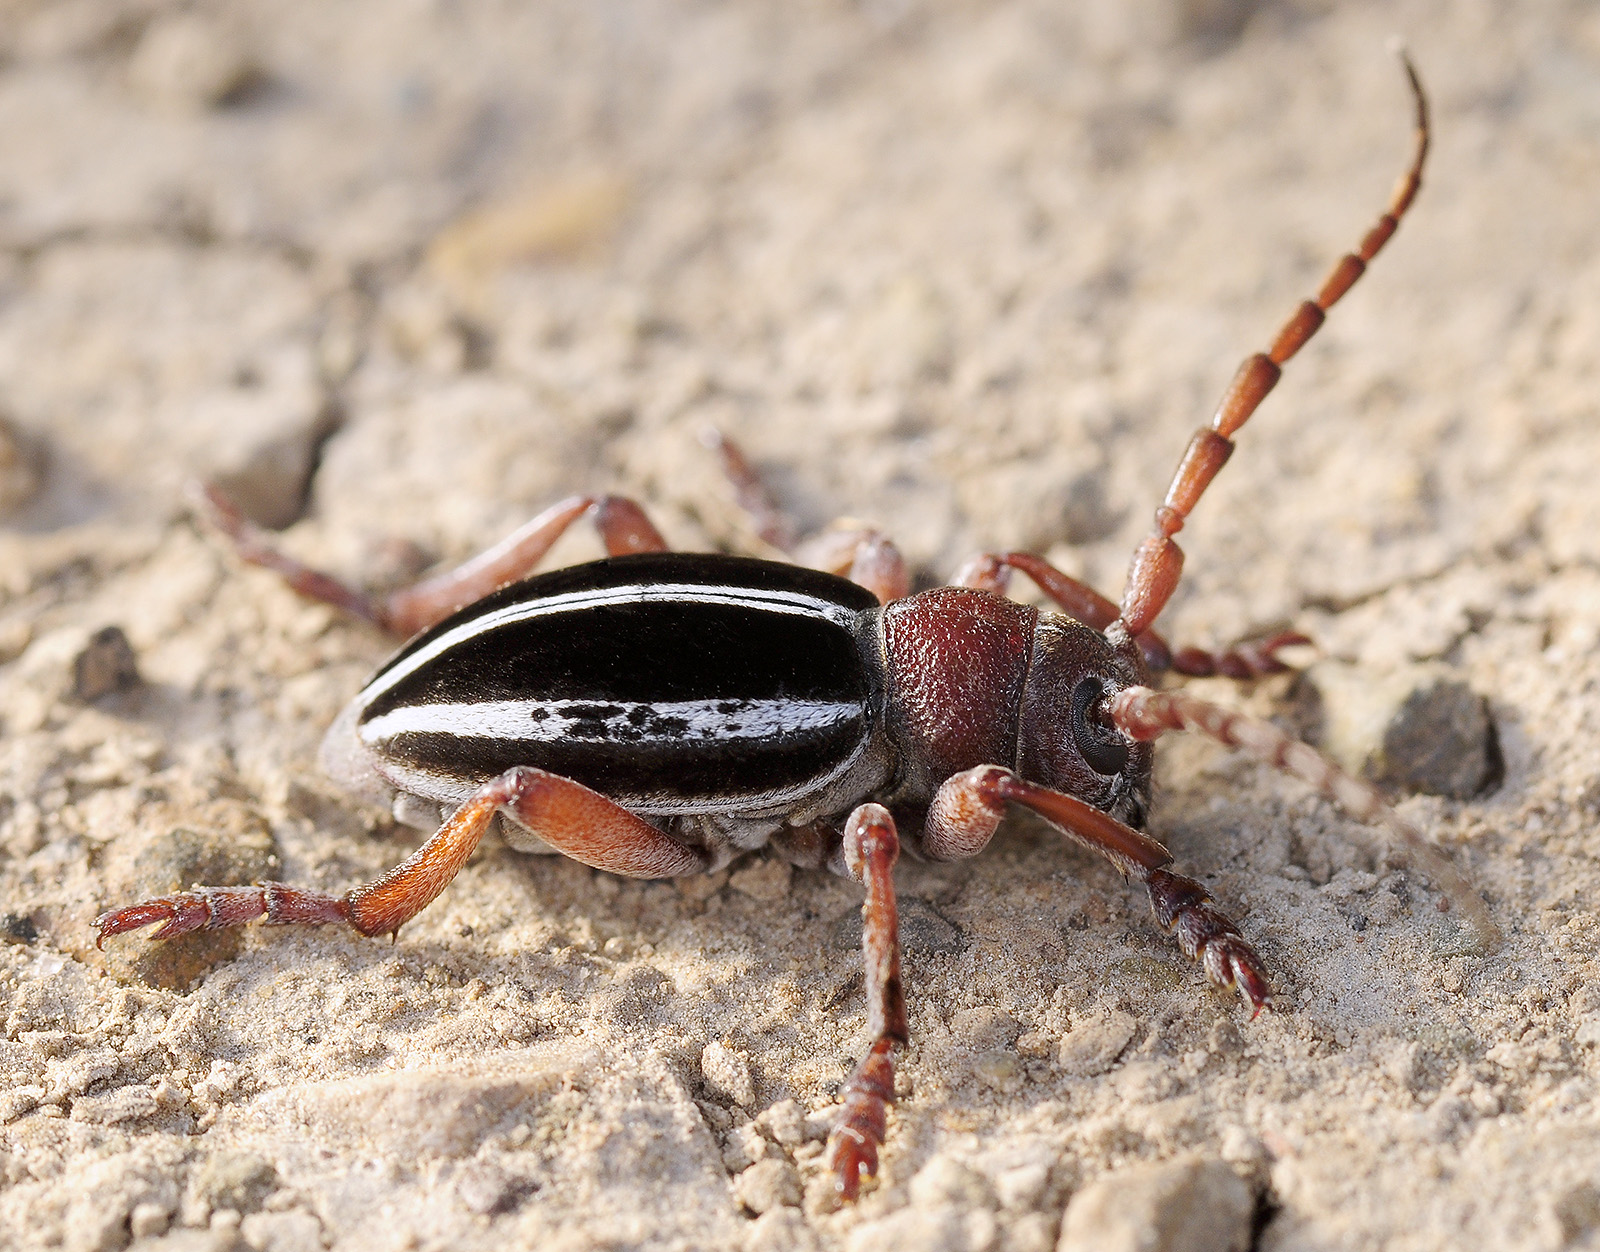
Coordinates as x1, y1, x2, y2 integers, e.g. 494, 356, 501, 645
796, 525, 910, 605
703, 428, 910, 604
826, 803, 909, 1202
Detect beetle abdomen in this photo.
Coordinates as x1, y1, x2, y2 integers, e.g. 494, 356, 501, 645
350, 553, 883, 814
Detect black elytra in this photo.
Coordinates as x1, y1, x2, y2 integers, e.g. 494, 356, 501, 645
352, 553, 887, 815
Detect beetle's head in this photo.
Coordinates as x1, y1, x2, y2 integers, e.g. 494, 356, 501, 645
1018, 615, 1153, 828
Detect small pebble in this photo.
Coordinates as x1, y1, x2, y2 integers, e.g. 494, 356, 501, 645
0, 1087, 42, 1123
723, 1123, 772, 1173
844, 1204, 998, 1252
1057, 1011, 1138, 1078
744, 1207, 824, 1252
1059, 1157, 1254, 1252
195, 1151, 278, 1215
910, 1157, 998, 1211
756, 1098, 806, 1146
950, 1007, 1021, 1050
129, 1202, 170, 1239
0, 913, 38, 945
456, 1161, 528, 1216
735, 1158, 802, 1214
72, 625, 141, 702
128, 13, 263, 112
1297, 661, 1499, 799
702, 1040, 757, 1108
69, 1084, 160, 1125
972, 1050, 1022, 1092
238, 1209, 324, 1252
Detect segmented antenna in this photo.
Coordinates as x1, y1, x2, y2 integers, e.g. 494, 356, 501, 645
1115, 49, 1431, 640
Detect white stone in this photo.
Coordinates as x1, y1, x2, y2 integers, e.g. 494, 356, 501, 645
702, 1040, 757, 1108
1058, 1158, 1253, 1252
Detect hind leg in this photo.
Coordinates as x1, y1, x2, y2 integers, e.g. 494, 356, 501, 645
195, 485, 668, 636
96, 767, 707, 945
795, 525, 909, 605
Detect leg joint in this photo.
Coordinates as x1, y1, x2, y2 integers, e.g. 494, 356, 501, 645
1147, 866, 1211, 928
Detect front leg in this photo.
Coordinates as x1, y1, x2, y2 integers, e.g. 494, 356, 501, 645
1109, 685, 1498, 950
921, 765, 1271, 1013
953, 550, 1307, 678
96, 768, 707, 945
827, 803, 909, 1202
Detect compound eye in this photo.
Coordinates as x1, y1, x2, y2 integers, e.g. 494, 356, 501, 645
1070, 677, 1130, 777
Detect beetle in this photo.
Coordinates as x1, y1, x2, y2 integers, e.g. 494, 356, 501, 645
96, 52, 1493, 1202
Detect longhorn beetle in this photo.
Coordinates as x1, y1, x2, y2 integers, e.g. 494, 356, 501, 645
98, 52, 1494, 1202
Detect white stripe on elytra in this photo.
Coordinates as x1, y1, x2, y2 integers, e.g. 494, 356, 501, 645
358, 582, 861, 710
360, 697, 859, 746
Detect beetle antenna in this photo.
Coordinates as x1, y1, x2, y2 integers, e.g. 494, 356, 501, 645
1107, 685, 1499, 953
1112, 48, 1430, 641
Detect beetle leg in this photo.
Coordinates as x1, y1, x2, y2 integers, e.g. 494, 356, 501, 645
700, 427, 799, 553
827, 803, 908, 1203
952, 550, 1308, 678
953, 551, 1172, 671
194, 484, 669, 637
96, 767, 706, 946
1167, 631, 1313, 678
94, 777, 505, 944
921, 765, 1272, 1013
190, 483, 387, 624
381, 495, 667, 634
701, 427, 908, 603
797, 525, 910, 605
486, 766, 710, 878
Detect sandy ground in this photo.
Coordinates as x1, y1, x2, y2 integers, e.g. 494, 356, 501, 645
1, 1, 1598, 1249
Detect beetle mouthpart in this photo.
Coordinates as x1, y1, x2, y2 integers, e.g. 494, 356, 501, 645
1108, 686, 1500, 954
